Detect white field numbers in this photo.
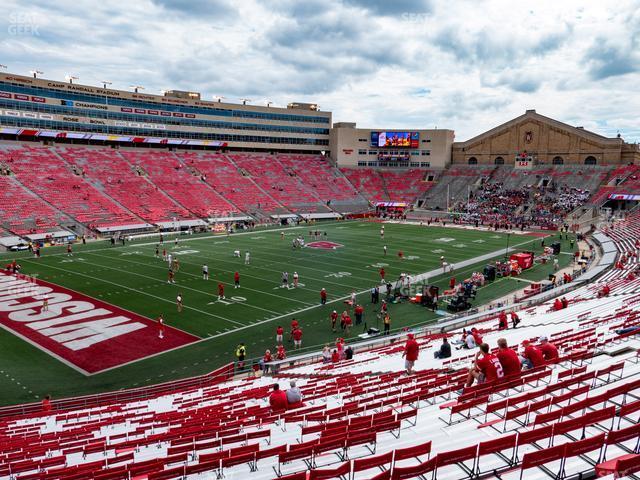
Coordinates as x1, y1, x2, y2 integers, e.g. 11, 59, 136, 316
212, 296, 247, 305
324, 272, 352, 278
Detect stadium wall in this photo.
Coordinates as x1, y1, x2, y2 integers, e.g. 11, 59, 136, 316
452, 109, 640, 166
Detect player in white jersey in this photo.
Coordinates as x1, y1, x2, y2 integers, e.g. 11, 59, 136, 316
202, 264, 209, 280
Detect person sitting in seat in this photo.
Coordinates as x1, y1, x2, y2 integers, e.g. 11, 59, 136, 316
269, 383, 288, 411
538, 336, 559, 362
434, 337, 452, 359
521, 340, 545, 369
285, 380, 303, 407
496, 338, 521, 377
465, 343, 504, 388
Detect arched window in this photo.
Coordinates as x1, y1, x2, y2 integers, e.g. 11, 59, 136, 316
468, 157, 478, 165
585, 156, 597, 165
552, 156, 564, 165
494, 157, 505, 165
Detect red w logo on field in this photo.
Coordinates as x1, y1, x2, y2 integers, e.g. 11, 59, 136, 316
306, 241, 344, 250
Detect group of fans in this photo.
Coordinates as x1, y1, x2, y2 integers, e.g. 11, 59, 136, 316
451, 181, 591, 229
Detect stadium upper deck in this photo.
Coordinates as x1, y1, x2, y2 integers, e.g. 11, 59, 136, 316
0, 72, 331, 152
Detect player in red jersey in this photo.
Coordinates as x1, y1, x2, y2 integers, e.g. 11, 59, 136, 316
292, 327, 303, 349
330, 310, 338, 332
217, 282, 225, 299
289, 318, 299, 342
276, 326, 284, 345
379, 267, 385, 281
234, 271, 240, 288
320, 288, 327, 305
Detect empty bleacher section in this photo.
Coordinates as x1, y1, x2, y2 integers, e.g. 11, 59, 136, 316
419, 166, 489, 209
230, 153, 325, 212
119, 150, 236, 219
0, 145, 141, 231
276, 154, 368, 212
341, 168, 435, 204
590, 164, 640, 206
57, 147, 194, 224
0, 175, 69, 236
176, 152, 283, 213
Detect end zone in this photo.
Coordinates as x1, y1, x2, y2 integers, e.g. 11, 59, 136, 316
0, 271, 199, 375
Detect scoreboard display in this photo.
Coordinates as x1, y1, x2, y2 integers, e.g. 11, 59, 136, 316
371, 131, 419, 148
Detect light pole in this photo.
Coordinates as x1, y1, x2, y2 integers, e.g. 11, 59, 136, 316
213, 95, 225, 103
29, 69, 43, 78
130, 85, 144, 93
65, 75, 78, 84
239, 98, 252, 105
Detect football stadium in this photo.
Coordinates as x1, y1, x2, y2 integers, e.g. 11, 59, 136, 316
1, 1, 640, 479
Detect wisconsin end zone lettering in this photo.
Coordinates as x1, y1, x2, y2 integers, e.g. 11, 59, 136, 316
0, 271, 198, 374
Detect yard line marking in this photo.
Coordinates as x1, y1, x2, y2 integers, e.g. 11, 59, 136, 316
61, 254, 284, 317
19, 258, 244, 327
84, 250, 317, 306
185, 239, 539, 344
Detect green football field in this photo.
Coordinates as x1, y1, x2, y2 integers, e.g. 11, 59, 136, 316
0, 221, 576, 406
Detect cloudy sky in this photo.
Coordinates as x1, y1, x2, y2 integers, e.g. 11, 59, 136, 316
1, 0, 639, 141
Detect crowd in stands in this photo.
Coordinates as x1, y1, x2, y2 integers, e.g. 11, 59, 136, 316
451, 181, 591, 229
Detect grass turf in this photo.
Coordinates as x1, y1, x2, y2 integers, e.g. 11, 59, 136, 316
0, 221, 576, 406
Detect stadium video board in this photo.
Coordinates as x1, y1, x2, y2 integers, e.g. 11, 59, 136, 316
370, 131, 419, 148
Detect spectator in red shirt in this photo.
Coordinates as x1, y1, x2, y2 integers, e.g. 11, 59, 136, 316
521, 340, 545, 369
471, 328, 483, 346
320, 288, 327, 305
42, 395, 52, 412
292, 327, 303, 350
331, 349, 340, 363
402, 333, 420, 375
466, 343, 504, 387
496, 338, 521, 377
538, 336, 559, 362
553, 298, 563, 311
510, 311, 520, 328
498, 311, 508, 330
261, 349, 273, 374
275, 326, 284, 345
269, 384, 288, 411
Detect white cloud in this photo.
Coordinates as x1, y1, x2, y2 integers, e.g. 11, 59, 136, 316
0, 0, 639, 141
